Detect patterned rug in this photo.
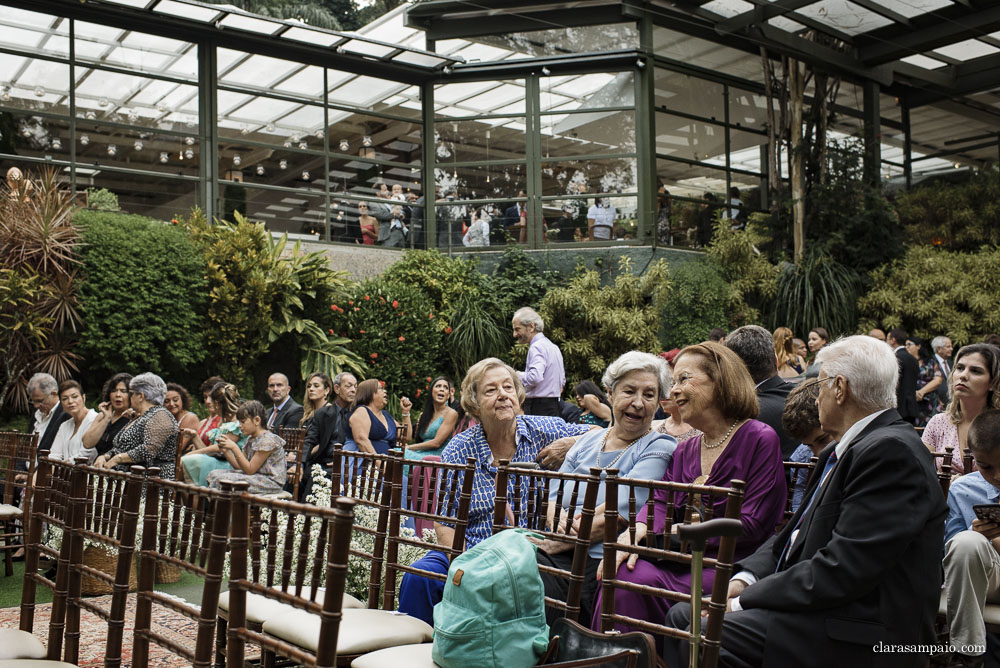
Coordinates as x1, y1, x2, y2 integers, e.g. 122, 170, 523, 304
0, 594, 198, 667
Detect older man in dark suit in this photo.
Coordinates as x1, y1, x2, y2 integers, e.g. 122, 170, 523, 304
889, 328, 920, 424
665, 334, 946, 667
265, 372, 303, 431
24, 372, 71, 463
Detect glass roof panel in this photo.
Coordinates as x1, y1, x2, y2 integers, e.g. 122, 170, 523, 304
18, 59, 69, 93
217, 48, 244, 72
222, 54, 301, 87
933, 39, 1000, 61
167, 50, 199, 79
229, 96, 301, 123
328, 76, 403, 108
273, 66, 324, 99
795, 0, 894, 36
868, 0, 952, 18
120, 31, 187, 53
219, 13, 281, 35
273, 104, 325, 130
102, 45, 173, 71
74, 21, 122, 41
217, 89, 252, 113
769, 16, 807, 32
100, 0, 153, 7
0, 25, 45, 52
65, 36, 110, 61
449, 43, 512, 63
435, 81, 496, 104
5, 7, 64, 29
128, 77, 181, 106
75, 69, 144, 98
281, 26, 339, 47
152, 0, 221, 22
702, 0, 755, 18
551, 73, 615, 99
341, 39, 397, 58
0, 53, 29, 83
393, 51, 448, 68
900, 54, 947, 69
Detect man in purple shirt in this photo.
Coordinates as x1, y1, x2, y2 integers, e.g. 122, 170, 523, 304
512, 307, 566, 417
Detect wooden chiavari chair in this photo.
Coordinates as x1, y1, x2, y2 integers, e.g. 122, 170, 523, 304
131, 473, 237, 668
492, 461, 603, 624
14, 453, 76, 662
226, 494, 356, 668
1, 431, 39, 577
781, 457, 818, 528
277, 426, 306, 501
598, 472, 746, 668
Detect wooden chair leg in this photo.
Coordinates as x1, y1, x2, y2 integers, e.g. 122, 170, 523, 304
262, 647, 276, 668
215, 615, 228, 668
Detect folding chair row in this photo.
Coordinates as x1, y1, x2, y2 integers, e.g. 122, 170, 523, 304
1, 431, 39, 578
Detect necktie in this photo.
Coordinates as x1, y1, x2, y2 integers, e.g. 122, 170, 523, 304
267, 406, 277, 429
777, 450, 838, 571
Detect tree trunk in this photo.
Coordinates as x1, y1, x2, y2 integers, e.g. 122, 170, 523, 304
789, 58, 806, 263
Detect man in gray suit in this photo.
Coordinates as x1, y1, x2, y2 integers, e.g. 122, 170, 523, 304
266, 373, 303, 430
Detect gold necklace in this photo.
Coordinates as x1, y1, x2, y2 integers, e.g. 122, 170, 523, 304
598, 427, 651, 470
702, 420, 740, 449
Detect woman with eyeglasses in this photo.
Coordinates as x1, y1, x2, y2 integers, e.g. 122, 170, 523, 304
924, 343, 1000, 474
358, 202, 378, 245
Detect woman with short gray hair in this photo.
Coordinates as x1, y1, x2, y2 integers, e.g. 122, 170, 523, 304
95, 372, 178, 478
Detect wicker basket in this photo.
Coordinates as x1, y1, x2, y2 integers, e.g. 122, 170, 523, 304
80, 545, 137, 596
156, 561, 182, 584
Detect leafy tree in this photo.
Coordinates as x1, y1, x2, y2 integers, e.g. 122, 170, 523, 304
705, 218, 779, 327
491, 246, 564, 310
768, 248, 860, 339
0, 269, 54, 414
659, 260, 729, 349
222, 0, 342, 29
320, 0, 361, 30
535, 257, 671, 392
894, 170, 1000, 252
858, 245, 1000, 345
75, 211, 207, 386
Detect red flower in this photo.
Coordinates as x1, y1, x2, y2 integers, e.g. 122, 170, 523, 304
364, 295, 370, 301
398, 336, 405, 341
392, 300, 399, 309
348, 300, 354, 305
330, 304, 338, 310
426, 377, 432, 382
415, 389, 422, 398
354, 307, 359, 311
328, 328, 334, 335
445, 326, 453, 334
171, 218, 179, 225
428, 313, 435, 319
380, 297, 386, 303
360, 329, 366, 334
371, 353, 379, 359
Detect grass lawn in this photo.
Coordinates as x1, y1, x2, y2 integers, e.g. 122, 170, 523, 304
0, 559, 212, 610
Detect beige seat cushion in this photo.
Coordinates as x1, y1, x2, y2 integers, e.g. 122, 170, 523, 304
938, 589, 1000, 628
0, 629, 47, 660
0, 662, 79, 667
218, 588, 364, 624
351, 643, 438, 668
262, 608, 433, 656
0, 503, 22, 520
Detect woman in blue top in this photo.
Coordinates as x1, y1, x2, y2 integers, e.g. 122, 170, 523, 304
345, 378, 412, 455
406, 376, 459, 460
396, 358, 593, 624
535, 351, 676, 625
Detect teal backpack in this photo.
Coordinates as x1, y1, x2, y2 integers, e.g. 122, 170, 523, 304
432, 529, 549, 668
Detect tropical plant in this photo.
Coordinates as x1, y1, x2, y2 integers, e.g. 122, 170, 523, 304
447, 292, 510, 379
658, 260, 729, 349
704, 217, 779, 327
490, 246, 563, 310
74, 210, 207, 386
84, 187, 119, 211
0, 269, 54, 413
221, 0, 343, 28
858, 245, 1000, 346
330, 279, 441, 399
767, 248, 859, 339
0, 167, 82, 411
894, 170, 1000, 252
535, 257, 671, 390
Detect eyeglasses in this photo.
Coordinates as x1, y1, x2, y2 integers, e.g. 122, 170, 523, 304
799, 376, 838, 392
905, 341, 917, 347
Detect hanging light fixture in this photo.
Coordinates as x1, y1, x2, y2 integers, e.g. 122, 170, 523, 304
1, 87, 10, 102
240, 125, 249, 135
185, 136, 195, 146
98, 97, 109, 107
485, 130, 491, 183
80, 135, 90, 146
184, 148, 194, 159
279, 159, 287, 170
34, 87, 44, 97
266, 123, 275, 132
339, 139, 349, 152
85, 111, 96, 120
301, 170, 310, 181
51, 138, 62, 150
232, 154, 242, 166
159, 152, 169, 163
127, 110, 137, 123
362, 135, 373, 147
133, 140, 143, 151
256, 165, 265, 176
298, 141, 307, 150
107, 144, 118, 156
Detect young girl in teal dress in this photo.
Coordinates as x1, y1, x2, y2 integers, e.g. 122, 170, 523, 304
181, 383, 246, 486
405, 377, 459, 460
208, 400, 287, 494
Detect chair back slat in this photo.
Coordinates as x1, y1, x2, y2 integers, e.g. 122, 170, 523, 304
491, 462, 602, 623
781, 457, 818, 527
227, 493, 356, 668
382, 453, 477, 610
599, 471, 746, 666
278, 426, 306, 500
131, 473, 237, 668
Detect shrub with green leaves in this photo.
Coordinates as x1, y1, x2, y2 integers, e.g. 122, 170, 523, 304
895, 171, 1000, 252
706, 218, 779, 327
768, 248, 859, 339
858, 245, 1000, 346
76, 210, 206, 385
659, 260, 729, 349
331, 279, 442, 400
536, 257, 671, 391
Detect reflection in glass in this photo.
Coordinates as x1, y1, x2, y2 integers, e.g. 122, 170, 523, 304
655, 112, 726, 163
0, 112, 70, 159
540, 158, 637, 197
435, 163, 526, 201
88, 169, 198, 221
539, 109, 635, 157
0, 58, 70, 115
476, 24, 638, 58
435, 117, 526, 163
654, 70, 724, 120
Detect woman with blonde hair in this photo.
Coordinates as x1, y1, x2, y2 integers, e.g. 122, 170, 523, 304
773, 326, 805, 378
300, 372, 332, 427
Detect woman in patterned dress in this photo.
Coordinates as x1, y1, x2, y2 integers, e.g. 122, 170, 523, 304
208, 400, 286, 495
95, 372, 178, 478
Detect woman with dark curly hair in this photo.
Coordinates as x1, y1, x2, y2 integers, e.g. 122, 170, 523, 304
81, 372, 134, 460
164, 382, 200, 454
573, 379, 612, 427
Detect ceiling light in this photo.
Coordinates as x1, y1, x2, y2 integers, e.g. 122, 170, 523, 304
107, 144, 117, 156
301, 170, 310, 181
184, 148, 194, 159
34, 87, 44, 97
133, 140, 143, 151
80, 135, 90, 146
127, 110, 137, 123
232, 154, 242, 166
51, 138, 61, 150
99, 97, 109, 107
339, 139, 349, 152
279, 159, 287, 170
159, 152, 169, 163
85, 111, 96, 120
256, 165, 265, 176
362, 135, 373, 147
240, 126, 249, 135
298, 141, 307, 150
185, 136, 195, 146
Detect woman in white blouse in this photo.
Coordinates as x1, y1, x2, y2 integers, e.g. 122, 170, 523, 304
50, 380, 98, 463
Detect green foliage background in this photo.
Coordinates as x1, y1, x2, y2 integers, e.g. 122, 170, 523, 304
894, 171, 1000, 252
76, 210, 207, 387
658, 260, 729, 349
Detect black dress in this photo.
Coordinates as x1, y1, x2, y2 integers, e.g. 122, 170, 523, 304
109, 405, 178, 479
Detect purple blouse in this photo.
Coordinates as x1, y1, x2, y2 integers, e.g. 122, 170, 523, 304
638, 419, 786, 560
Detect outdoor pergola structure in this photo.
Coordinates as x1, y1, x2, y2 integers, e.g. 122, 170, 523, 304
2, 0, 999, 251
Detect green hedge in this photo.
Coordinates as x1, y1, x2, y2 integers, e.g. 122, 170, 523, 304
76, 210, 206, 385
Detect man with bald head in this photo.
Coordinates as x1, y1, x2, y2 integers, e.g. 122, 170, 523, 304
869, 328, 886, 343
266, 372, 303, 430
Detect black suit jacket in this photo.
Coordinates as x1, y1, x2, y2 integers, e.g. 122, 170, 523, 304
755, 375, 797, 459
735, 410, 946, 667
895, 348, 920, 422
21, 404, 72, 471
269, 398, 303, 431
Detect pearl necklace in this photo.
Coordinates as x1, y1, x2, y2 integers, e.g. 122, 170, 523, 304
598, 427, 651, 470
702, 420, 740, 449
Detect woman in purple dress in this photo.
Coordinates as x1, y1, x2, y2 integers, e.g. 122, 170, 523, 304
593, 341, 786, 639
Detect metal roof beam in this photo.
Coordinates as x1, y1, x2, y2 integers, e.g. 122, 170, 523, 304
859, 3, 1000, 65
904, 53, 1000, 106
406, 5, 633, 40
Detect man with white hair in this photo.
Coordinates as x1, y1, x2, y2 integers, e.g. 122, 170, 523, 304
664, 335, 946, 667
25, 372, 72, 462
512, 307, 566, 417
932, 335, 954, 408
